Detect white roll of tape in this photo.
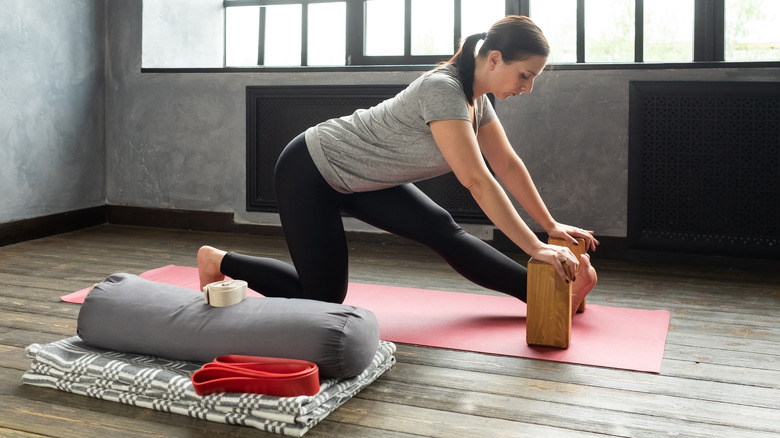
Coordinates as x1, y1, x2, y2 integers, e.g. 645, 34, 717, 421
203, 280, 248, 307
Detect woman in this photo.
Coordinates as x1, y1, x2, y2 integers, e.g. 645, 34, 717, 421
199, 15, 598, 313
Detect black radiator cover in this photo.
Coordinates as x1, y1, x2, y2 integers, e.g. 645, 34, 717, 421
628, 81, 780, 258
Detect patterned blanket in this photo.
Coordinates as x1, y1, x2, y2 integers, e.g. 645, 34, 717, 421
23, 337, 396, 436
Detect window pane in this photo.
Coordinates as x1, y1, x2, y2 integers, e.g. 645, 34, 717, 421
308, 2, 346, 65
461, 0, 504, 38
144, 0, 223, 68
265, 4, 302, 66
585, 0, 635, 62
644, 0, 694, 62
225, 6, 260, 67
725, 0, 780, 61
365, 0, 404, 56
411, 0, 453, 55
530, 0, 577, 63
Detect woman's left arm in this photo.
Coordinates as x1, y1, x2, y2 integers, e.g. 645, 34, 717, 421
477, 117, 599, 251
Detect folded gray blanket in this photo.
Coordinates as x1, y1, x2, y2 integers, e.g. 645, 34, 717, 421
23, 336, 396, 436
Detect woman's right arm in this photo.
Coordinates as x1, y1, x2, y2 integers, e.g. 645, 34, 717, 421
430, 119, 579, 280
477, 118, 599, 252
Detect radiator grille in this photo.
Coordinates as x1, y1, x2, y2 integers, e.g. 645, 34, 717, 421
246, 85, 487, 223
628, 81, 780, 258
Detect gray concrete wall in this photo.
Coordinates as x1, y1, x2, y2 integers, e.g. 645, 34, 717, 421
0, 0, 106, 223
8, 0, 776, 242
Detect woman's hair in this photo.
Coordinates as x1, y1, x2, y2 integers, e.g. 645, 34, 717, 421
445, 15, 550, 103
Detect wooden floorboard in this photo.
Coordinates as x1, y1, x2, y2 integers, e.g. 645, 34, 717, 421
1, 224, 779, 437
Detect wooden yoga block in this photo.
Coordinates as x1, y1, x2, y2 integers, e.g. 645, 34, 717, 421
526, 258, 573, 349
548, 236, 587, 313
525, 237, 587, 349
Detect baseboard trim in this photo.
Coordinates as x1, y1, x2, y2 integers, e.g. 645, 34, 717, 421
0, 206, 108, 247
4, 205, 776, 271
108, 205, 234, 232
106, 205, 415, 244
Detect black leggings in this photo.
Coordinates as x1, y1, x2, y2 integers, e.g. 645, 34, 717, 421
220, 133, 528, 303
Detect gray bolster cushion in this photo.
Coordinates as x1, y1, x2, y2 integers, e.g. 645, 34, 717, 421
76, 273, 380, 378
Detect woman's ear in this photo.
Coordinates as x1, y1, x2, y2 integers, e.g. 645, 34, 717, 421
488, 50, 502, 70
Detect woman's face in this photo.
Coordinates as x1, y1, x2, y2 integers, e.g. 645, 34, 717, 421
489, 53, 548, 100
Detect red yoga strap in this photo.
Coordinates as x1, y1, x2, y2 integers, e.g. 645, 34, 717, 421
191, 355, 320, 397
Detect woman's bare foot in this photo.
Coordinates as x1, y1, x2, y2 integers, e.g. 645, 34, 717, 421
198, 245, 227, 290
571, 253, 597, 316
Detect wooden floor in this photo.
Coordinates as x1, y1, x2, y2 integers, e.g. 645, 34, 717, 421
1, 225, 778, 437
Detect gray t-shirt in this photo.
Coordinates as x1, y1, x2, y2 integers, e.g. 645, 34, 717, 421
305, 64, 497, 193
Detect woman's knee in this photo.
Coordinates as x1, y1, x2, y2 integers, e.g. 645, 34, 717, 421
420, 205, 464, 240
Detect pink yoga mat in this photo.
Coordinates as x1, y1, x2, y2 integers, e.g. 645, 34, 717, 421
62, 265, 670, 373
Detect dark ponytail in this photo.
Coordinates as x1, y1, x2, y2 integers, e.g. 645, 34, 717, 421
447, 32, 486, 103
445, 16, 550, 104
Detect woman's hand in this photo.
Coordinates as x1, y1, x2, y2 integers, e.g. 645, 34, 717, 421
547, 222, 600, 252
531, 243, 580, 283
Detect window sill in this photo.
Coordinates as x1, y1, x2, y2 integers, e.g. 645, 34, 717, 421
140, 60, 780, 74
